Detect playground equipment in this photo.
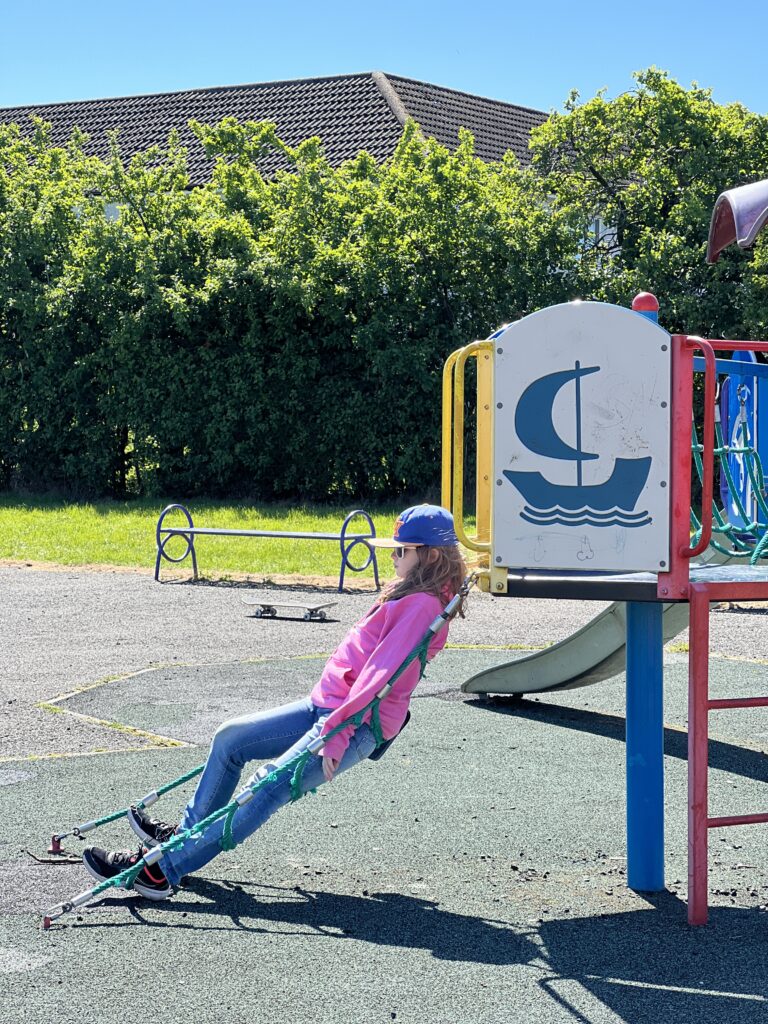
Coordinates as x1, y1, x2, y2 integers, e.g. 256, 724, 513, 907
454, 178, 768, 697
442, 200, 768, 923
42, 575, 478, 930
154, 505, 379, 592
43, 177, 768, 932
706, 177, 768, 263
459, 391, 762, 697
461, 589, 698, 696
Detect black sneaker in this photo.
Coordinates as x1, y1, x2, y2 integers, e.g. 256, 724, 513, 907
127, 804, 177, 848
82, 846, 173, 901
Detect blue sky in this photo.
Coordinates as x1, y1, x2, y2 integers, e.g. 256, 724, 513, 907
2, 0, 766, 115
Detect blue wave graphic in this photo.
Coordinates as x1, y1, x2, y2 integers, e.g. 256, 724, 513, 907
525, 504, 650, 521
521, 504, 652, 528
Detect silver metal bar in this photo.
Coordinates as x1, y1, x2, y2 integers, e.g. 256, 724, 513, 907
72, 819, 100, 837
44, 902, 69, 923
71, 889, 97, 908
428, 612, 448, 633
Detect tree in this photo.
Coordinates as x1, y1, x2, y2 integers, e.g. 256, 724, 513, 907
530, 67, 768, 339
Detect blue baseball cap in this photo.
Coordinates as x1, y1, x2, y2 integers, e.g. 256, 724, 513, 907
370, 504, 459, 548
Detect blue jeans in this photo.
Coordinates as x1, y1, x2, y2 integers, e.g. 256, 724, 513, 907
158, 697, 376, 885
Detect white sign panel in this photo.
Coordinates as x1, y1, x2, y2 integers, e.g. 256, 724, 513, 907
492, 301, 671, 572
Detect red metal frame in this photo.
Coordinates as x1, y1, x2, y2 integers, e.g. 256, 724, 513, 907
658, 336, 716, 600
666, 335, 768, 925
681, 338, 716, 560
658, 336, 695, 600
688, 583, 710, 925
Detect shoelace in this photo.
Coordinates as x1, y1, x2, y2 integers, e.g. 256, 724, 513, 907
146, 816, 176, 842
108, 848, 141, 869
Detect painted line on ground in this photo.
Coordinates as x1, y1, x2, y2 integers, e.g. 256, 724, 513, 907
0, 745, 197, 765
12, 645, 768, 766
33, 705, 191, 747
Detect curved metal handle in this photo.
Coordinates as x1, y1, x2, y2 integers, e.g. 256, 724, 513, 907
682, 337, 716, 559
441, 349, 461, 509
452, 341, 493, 553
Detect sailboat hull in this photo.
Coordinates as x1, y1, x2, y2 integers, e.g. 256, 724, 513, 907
503, 457, 653, 528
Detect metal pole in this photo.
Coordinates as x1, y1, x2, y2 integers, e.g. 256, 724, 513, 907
688, 584, 710, 925
441, 351, 460, 510
625, 600, 665, 891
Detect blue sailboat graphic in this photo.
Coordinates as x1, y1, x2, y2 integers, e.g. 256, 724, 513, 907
503, 362, 652, 528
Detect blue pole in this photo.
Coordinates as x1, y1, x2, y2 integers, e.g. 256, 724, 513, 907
625, 601, 665, 890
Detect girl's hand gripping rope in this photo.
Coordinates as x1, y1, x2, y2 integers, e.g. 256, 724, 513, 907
322, 756, 340, 782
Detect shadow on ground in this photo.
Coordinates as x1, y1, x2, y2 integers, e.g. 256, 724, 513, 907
472, 698, 768, 783
78, 882, 767, 1021
539, 893, 767, 1022
80, 878, 536, 965
160, 577, 377, 595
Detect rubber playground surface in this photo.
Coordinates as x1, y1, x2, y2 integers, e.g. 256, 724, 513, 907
2, 566, 768, 1023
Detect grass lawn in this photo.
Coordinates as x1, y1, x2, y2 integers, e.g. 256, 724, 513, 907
0, 496, 475, 579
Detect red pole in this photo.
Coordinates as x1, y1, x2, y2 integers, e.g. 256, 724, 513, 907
658, 336, 694, 599
688, 583, 710, 925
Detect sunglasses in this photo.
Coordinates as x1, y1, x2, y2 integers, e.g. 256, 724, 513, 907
393, 545, 421, 558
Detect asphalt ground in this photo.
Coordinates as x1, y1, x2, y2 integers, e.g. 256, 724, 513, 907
1, 564, 768, 1023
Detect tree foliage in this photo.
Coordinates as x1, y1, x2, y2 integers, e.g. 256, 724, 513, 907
0, 115, 569, 498
2, 68, 768, 499
530, 67, 768, 337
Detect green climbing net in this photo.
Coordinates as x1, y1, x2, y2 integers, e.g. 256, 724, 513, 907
77, 624, 435, 900
691, 395, 768, 563
46, 579, 479, 926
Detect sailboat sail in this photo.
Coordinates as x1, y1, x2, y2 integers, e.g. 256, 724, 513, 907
515, 364, 600, 464
506, 361, 651, 528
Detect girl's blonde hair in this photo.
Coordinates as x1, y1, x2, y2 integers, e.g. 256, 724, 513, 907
379, 545, 469, 618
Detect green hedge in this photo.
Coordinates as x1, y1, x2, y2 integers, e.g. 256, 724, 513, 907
3, 70, 768, 500
0, 118, 573, 499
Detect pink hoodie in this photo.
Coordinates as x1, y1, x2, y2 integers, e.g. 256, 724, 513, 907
309, 591, 451, 761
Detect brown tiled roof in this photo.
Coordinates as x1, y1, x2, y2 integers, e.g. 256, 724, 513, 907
0, 72, 547, 185
384, 74, 547, 166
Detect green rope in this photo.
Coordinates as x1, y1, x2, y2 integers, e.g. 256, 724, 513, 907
691, 414, 768, 560
147, 764, 207, 803
371, 703, 385, 747
220, 763, 283, 851
711, 423, 757, 533
289, 749, 314, 803
55, 577, 481, 929
94, 697, 401, 894
82, 683, 412, 894
740, 422, 768, 526
750, 527, 768, 564
71, 763, 206, 834
85, 620, 444, 901
69, 627, 437, 855
697, 424, 756, 553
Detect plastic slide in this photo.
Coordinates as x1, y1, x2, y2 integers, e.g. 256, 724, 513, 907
461, 550, 730, 697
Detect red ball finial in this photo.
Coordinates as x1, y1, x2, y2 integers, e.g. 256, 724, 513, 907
632, 292, 659, 312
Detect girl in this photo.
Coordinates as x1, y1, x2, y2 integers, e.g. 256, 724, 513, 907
81, 503, 468, 900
